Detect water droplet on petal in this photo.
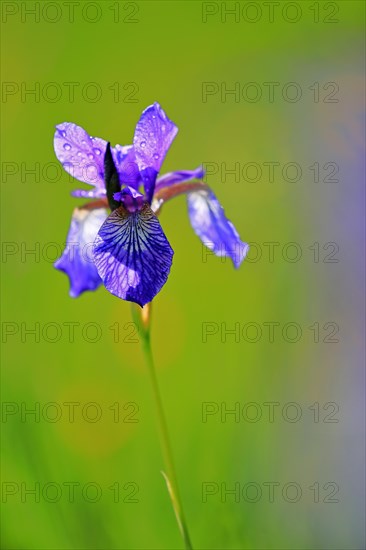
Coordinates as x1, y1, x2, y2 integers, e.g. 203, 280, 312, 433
63, 143, 71, 151
77, 151, 82, 157
87, 153, 94, 160
81, 140, 87, 146
153, 153, 159, 160
59, 130, 66, 138
140, 141, 146, 148
94, 148, 101, 155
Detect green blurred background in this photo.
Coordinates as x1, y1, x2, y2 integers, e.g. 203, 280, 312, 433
1, 1, 365, 548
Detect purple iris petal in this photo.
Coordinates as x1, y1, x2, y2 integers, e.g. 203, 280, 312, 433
113, 186, 143, 202
54, 123, 107, 191
133, 102, 178, 203
71, 188, 106, 199
113, 144, 141, 188
54, 206, 108, 297
93, 203, 174, 306
55, 123, 141, 195
187, 189, 249, 268
155, 166, 205, 192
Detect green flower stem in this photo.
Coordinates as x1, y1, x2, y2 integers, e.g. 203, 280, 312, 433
133, 305, 193, 549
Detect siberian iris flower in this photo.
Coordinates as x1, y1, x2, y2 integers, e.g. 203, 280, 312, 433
54, 102, 249, 306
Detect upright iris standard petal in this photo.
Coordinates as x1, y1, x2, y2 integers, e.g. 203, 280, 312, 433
133, 102, 178, 203
54, 206, 108, 297
93, 203, 174, 306
54, 123, 107, 192
113, 144, 141, 188
187, 189, 249, 268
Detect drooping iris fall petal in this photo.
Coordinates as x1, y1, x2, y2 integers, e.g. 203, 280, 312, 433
187, 189, 249, 268
54, 206, 108, 297
93, 203, 174, 306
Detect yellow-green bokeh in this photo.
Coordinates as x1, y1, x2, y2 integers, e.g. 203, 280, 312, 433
1, 1, 365, 549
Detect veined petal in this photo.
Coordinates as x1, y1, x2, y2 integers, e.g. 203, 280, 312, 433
54, 123, 107, 190
133, 103, 178, 202
94, 203, 174, 306
54, 206, 108, 297
187, 189, 249, 268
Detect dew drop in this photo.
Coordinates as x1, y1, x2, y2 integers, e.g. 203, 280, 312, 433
140, 140, 146, 148
63, 143, 71, 151
77, 151, 82, 157
153, 153, 159, 160
87, 153, 94, 160
59, 130, 66, 138
94, 148, 101, 155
